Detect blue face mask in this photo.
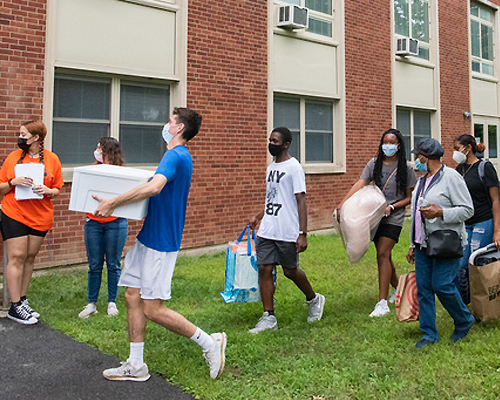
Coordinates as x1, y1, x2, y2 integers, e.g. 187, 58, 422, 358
382, 144, 398, 157
415, 157, 427, 172
162, 124, 174, 144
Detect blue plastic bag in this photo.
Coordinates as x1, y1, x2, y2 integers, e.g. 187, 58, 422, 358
220, 225, 261, 303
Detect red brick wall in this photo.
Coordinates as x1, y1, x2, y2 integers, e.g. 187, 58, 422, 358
1, 1, 484, 270
183, 0, 269, 247
340, 0, 394, 200
438, 0, 472, 163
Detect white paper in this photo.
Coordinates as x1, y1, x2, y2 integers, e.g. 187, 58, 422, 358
14, 163, 45, 200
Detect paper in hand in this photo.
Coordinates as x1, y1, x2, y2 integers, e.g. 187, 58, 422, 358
14, 163, 45, 200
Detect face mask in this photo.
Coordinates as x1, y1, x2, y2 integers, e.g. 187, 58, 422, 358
382, 144, 398, 157
268, 143, 284, 157
452, 150, 468, 164
162, 124, 174, 144
94, 150, 103, 163
415, 157, 427, 172
17, 137, 32, 152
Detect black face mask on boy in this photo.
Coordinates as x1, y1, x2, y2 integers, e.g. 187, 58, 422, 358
268, 143, 284, 157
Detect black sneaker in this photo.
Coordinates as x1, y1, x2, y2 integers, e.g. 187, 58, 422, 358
22, 298, 40, 319
8, 303, 38, 325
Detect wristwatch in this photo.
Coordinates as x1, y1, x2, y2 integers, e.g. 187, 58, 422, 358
299, 231, 307, 237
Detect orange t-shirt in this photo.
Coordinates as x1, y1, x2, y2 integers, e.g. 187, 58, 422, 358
86, 213, 118, 223
0, 149, 64, 231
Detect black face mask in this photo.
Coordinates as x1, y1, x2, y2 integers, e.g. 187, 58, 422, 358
18, 137, 32, 152
268, 143, 284, 157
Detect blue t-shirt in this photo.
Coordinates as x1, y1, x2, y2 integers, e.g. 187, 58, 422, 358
136, 145, 193, 252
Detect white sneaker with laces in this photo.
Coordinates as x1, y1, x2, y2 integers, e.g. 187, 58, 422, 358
103, 360, 150, 381
248, 312, 278, 334
107, 302, 119, 316
203, 332, 227, 379
78, 303, 98, 319
22, 298, 40, 319
369, 299, 390, 317
389, 287, 398, 304
307, 293, 325, 322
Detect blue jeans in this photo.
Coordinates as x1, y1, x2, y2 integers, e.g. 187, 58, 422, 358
415, 247, 474, 342
454, 218, 494, 304
84, 218, 128, 303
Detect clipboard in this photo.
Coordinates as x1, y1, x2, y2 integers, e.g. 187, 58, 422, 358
14, 163, 45, 200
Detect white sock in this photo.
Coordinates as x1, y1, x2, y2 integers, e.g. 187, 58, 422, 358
190, 327, 213, 351
129, 342, 144, 367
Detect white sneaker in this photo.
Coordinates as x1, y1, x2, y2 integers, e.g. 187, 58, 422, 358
203, 333, 227, 379
248, 312, 278, 334
389, 287, 398, 304
103, 360, 150, 381
78, 303, 97, 319
307, 293, 325, 322
369, 299, 390, 317
107, 302, 119, 316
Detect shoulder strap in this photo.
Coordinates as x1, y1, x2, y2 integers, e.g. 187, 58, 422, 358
478, 159, 486, 184
382, 167, 398, 192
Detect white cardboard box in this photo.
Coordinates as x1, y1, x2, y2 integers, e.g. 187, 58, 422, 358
69, 164, 154, 220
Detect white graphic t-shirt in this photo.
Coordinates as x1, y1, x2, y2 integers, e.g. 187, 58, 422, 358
257, 157, 306, 242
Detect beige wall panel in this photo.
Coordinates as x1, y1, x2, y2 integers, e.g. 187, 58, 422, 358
273, 35, 337, 96
54, 0, 176, 78
394, 62, 434, 108
471, 78, 498, 116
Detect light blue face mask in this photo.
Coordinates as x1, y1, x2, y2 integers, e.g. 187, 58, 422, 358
162, 124, 174, 144
382, 144, 398, 157
415, 157, 427, 172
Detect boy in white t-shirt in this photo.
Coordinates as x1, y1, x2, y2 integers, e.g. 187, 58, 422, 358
248, 127, 325, 334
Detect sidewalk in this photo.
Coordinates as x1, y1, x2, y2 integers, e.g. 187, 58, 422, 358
0, 317, 195, 400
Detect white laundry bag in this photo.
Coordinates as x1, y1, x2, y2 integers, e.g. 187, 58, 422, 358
334, 185, 387, 263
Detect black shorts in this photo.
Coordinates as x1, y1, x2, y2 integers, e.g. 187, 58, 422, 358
0, 211, 48, 240
256, 237, 298, 269
372, 223, 402, 243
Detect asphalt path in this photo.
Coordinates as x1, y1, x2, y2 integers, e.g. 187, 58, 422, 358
0, 317, 195, 400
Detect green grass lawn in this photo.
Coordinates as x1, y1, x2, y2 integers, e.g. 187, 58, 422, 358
30, 222, 500, 400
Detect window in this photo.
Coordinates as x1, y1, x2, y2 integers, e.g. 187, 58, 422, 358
474, 122, 498, 159
396, 108, 432, 160
394, 0, 430, 60
470, 2, 495, 76
274, 95, 334, 164
53, 74, 169, 167
279, 0, 334, 38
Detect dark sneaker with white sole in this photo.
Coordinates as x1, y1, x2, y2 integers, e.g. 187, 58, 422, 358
22, 298, 40, 319
8, 303, 38, 325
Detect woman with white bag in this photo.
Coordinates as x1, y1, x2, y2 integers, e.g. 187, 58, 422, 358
336, 129, 417, 317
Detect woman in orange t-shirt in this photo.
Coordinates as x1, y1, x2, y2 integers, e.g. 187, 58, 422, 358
78, 137, 128, 319
0, 121, 64, 325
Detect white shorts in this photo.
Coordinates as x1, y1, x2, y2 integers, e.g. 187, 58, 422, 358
119, 240, 178, 300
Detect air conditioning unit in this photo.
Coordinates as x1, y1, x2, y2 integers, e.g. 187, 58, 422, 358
278, 5, 309, 29
396, 37, 419, 56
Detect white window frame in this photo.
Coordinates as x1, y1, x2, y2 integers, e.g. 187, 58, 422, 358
274, 94, 340, 172
394, 0, 432, 62
396, 107, 434, 161
473, 117, 499, 163
53, 69, 171, 177
274, 0, 335, 41
470, 1, 496, 77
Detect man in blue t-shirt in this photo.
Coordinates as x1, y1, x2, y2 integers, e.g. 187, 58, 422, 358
93, 107, 226, 381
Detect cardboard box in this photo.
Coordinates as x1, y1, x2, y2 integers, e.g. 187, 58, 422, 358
69, 164, 154, 220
